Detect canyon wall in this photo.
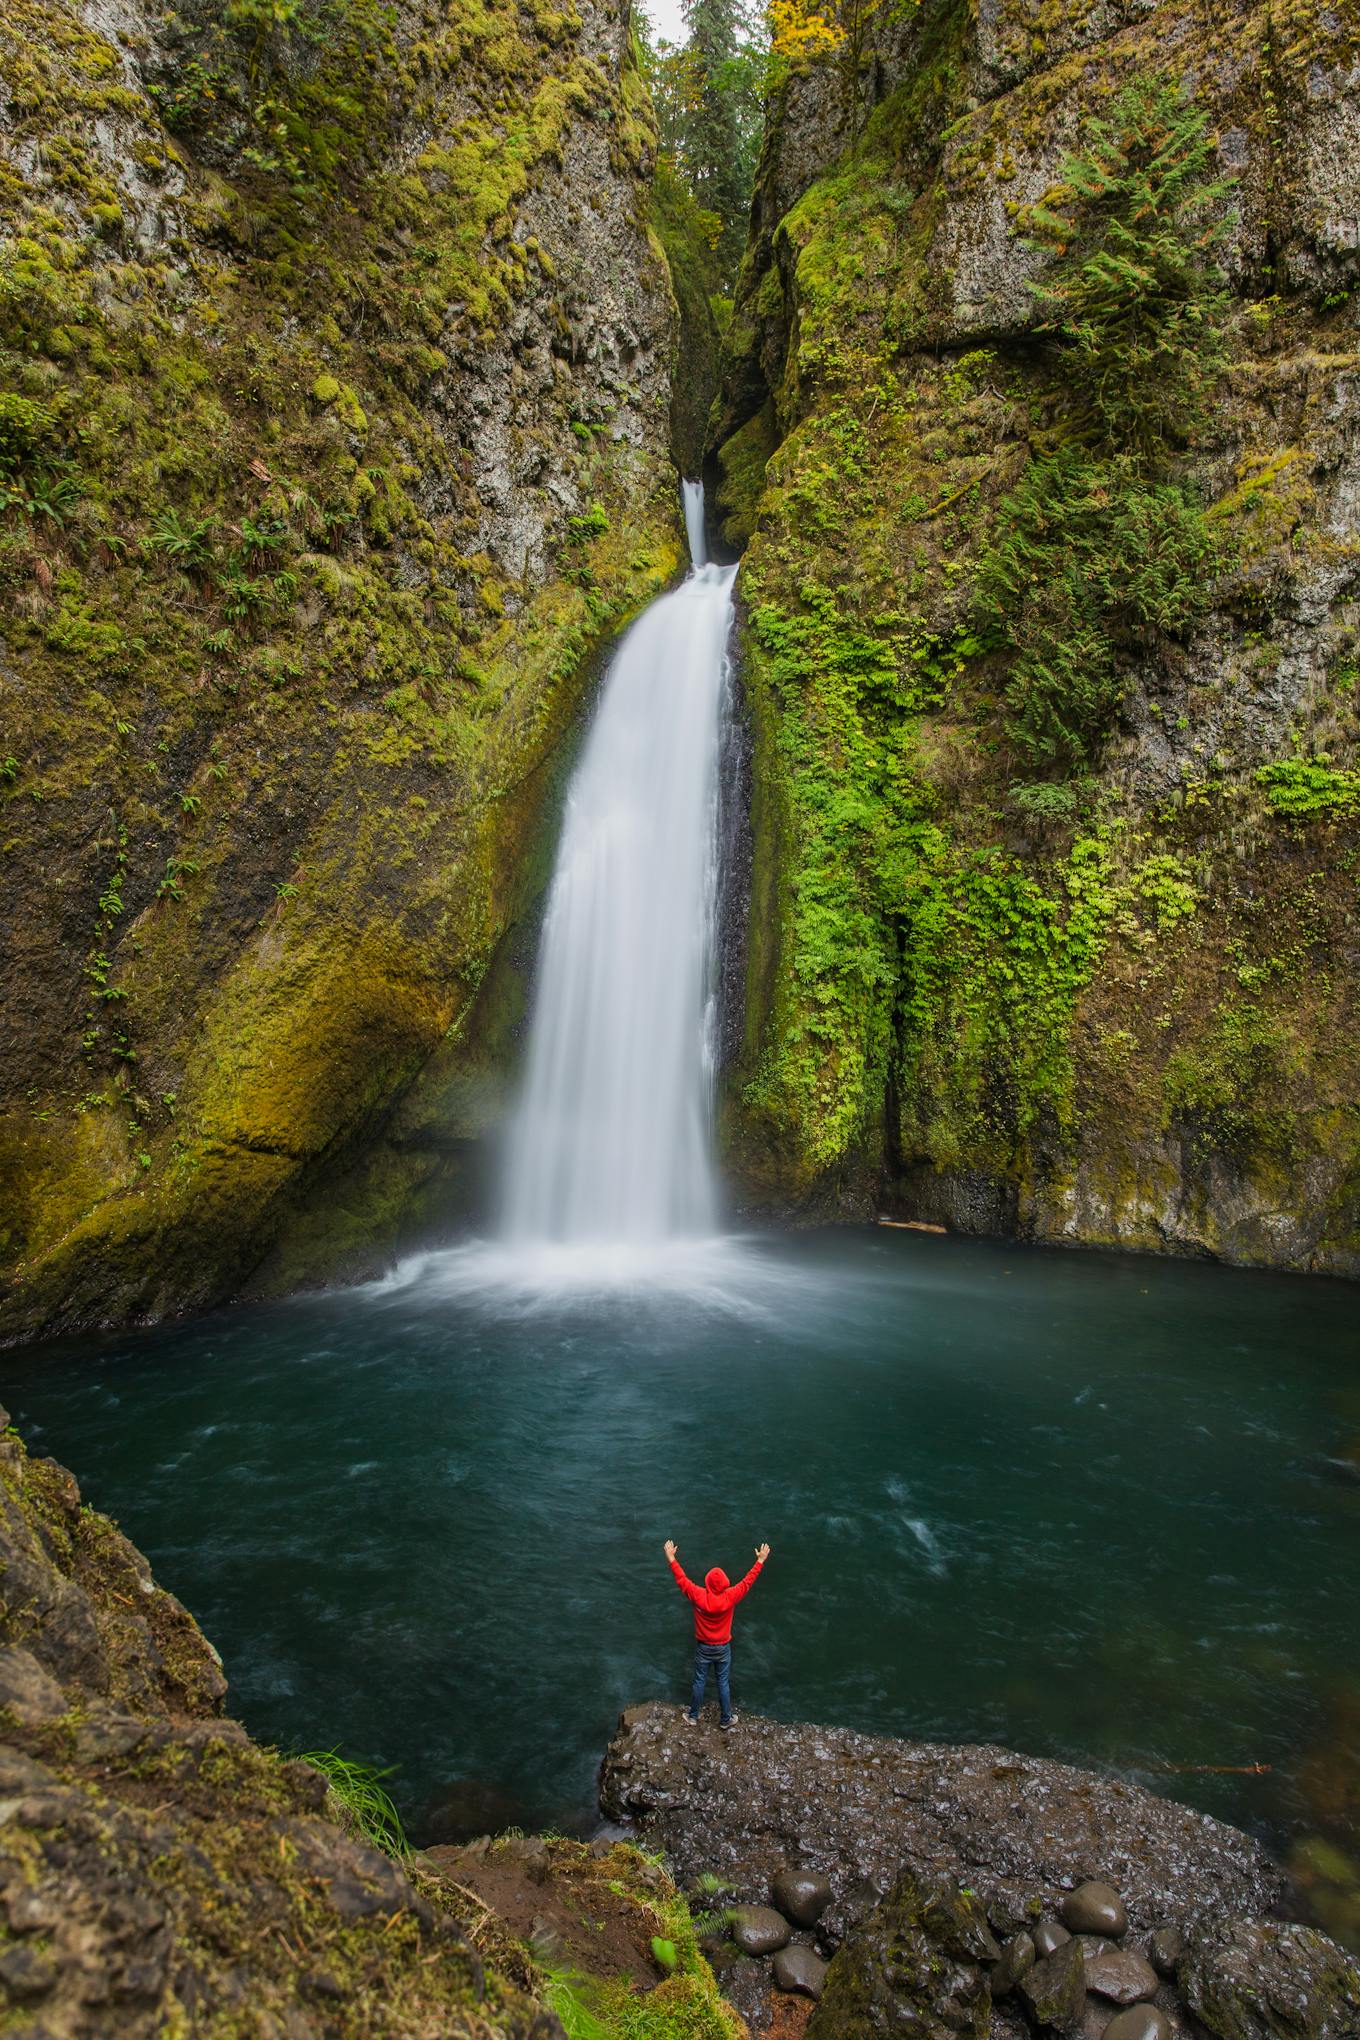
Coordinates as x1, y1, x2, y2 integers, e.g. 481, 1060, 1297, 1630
0, 0, 683, 1339
712, 0, 1360, 1273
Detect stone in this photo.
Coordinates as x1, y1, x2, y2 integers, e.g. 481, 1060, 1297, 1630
1084, 1945, 1160, 2004
730, 1905, 792, 1956
773, 1944, 829, 1999
1148, 1928, 1183, 1976
1103, 2011, 1172, 2040
808, 1869, 994, 2039
773, 1865, 834, 1928
1178, 1917, 1360, 2040
0, 1944, 54, 1999
1063, 1882, 1130, 1938
992, 1931, 1037, 1997
0, 1647, 67, 1726
1035, 1918, 1074, 1958
599, 1706, 1287, 1944
1020, 1938, 1088, 2034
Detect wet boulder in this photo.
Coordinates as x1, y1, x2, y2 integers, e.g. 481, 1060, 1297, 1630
1020, 1936, 1088, 2034
1104, 2010, 1173, 2040
730, 1905, 791, 1956
808, 1870, 995, 2039
1035, 1918, 1074, 1958
1178, 1918, 1360, 2040
1063, 1881, 1129, 1938
772, 1865, 833, 1928
1084, 1943, 1160, 2004
1148, 1927, 1184, 1976
773, 1944, 828, 1999
992, 1930, 1037, 1997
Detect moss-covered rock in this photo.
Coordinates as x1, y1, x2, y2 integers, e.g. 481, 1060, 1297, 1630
0, 0, 685, 1340
0, 1410, 743, 2034
711, 0, 1360, 1273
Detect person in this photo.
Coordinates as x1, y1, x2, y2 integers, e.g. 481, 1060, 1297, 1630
664, 1538, 770, 1731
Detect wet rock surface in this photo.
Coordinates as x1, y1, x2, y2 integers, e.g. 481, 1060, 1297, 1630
600, 1702, 1288, 1944
1178, 1918, 1360, 2040
1066, 1882, 1133, 1938
732, 1905, 794, 1956
1021, 1937, 1089, 2032
1084, 1944, 1161, 2004
808, 1869, 995, 2039
772, 1943, 828, 1999
772, 1866, 834, 1929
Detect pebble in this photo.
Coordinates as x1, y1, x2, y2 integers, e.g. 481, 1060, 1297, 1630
729, 1905, 791, 1956
1103, 2009, 1172, 2040
772, 1943, 828, 1998
1084, 1945, 1160, 2004
992, 1931, 1037, 1997
771, 1865, 833, 1928
1062, 1881, 1129, 1938
1034, 1917, 1074, 1958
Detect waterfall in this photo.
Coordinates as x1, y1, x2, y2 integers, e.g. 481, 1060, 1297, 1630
501, 484, 737, 1252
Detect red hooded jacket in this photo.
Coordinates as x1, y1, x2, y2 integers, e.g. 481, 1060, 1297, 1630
669, 1557, 764, 1644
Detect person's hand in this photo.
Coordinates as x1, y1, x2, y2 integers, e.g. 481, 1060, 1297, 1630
755, 1542, 771, 1564
664, 1539, 677, 1563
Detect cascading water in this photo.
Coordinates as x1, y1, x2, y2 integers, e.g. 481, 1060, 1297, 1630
501, 483, 737, 1255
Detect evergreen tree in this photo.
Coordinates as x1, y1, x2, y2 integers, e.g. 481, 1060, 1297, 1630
677, 0, 762, 275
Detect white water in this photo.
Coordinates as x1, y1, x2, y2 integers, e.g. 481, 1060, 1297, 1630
499, 482, 737, 1256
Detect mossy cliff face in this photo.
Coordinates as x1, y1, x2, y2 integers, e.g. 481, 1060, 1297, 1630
0, 0, 684, 1340
0, 1412, 740, 2033
713, 0, 1360, 1272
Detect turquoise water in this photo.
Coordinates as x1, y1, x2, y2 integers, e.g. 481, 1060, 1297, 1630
1, 1228, 1356, 1870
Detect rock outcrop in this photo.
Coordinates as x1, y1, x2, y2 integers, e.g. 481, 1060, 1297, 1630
600, 1704, 1360, 2039
711, 0, 1360, 1272
0, 0, 682, 1342
600, 1702, 1286, 1943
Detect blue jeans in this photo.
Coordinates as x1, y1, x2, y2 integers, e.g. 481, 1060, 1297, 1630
690, 1642, 732, 1723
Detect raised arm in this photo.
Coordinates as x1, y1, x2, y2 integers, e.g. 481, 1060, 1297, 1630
663, 1539, 702, 1605
727, 1543, 771, 1606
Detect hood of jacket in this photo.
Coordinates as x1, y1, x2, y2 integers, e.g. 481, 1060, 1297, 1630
704, 1567, 729, 1595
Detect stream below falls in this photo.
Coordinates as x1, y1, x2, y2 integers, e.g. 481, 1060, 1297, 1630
1, 1224, 1356, 1920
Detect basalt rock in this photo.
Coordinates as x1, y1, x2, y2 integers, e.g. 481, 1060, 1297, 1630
1177, 1918, 1360, 2040
1104, 2011, 1174, 2040
993, 1931, 1038, 1996
1084, 1944, 1161, 2005
772, 1943, 829, 1999
1021, 1937, 1089, 2034
1064, 1882, 1131, 1938
772, 1865, 834, 1928
808, 1869, 994, 2040
600, 1702, 1286, 1949
730, 1905, 792, 1956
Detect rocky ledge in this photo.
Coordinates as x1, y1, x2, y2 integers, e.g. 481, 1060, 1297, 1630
600, 1703, 1360, 2039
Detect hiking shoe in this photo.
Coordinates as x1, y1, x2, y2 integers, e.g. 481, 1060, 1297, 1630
684, 1712, 700, 1726
719, 1715, 738, 1732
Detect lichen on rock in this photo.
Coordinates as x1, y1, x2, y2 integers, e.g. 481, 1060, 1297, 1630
0, 0, 684, 1342
710, 0, 1360, 1272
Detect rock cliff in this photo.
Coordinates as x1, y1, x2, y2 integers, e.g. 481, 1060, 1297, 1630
0, 0, 682, 1341
712, 0, 1360, 1272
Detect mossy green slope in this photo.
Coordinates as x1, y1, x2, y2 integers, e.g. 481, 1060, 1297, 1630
714, 0, 1360, 1270
0, 0, 682, 1339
